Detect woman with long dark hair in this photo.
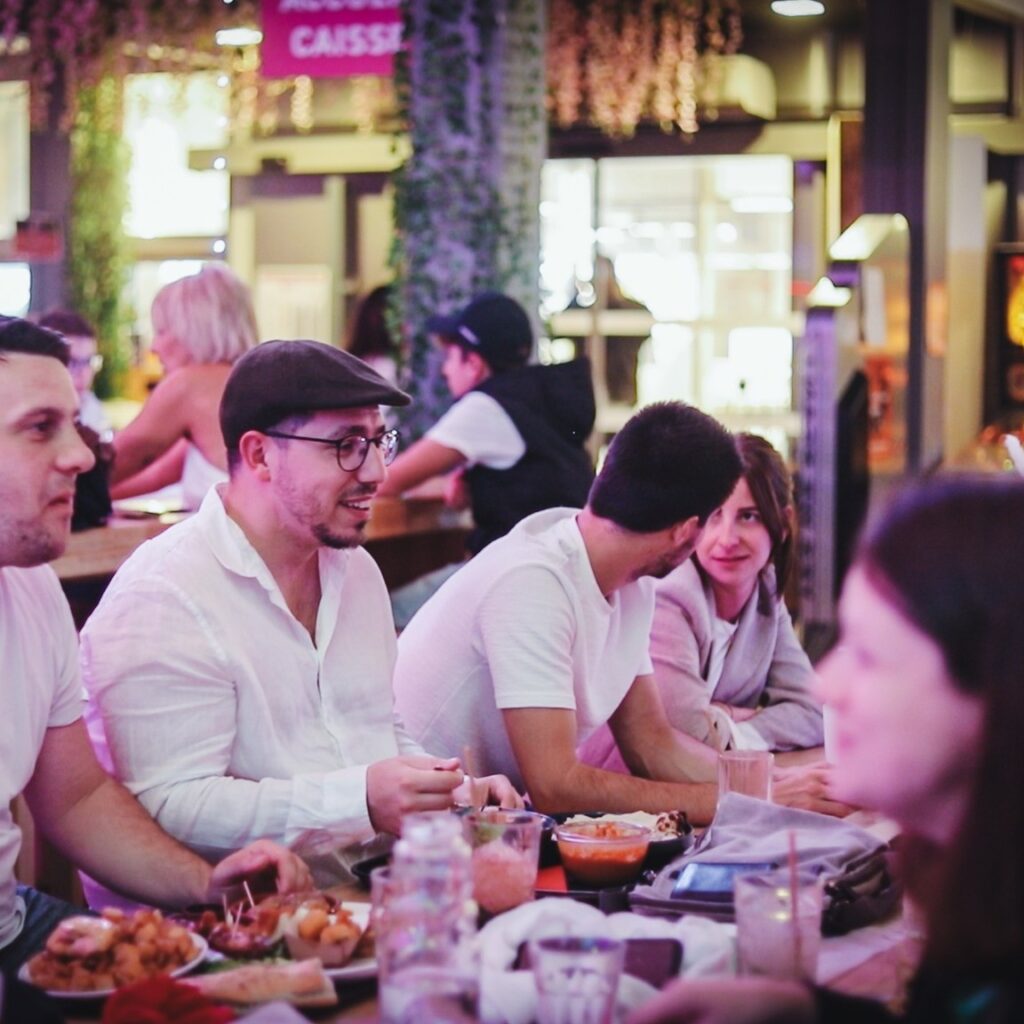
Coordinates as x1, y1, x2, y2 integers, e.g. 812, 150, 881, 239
648, 433, 823, 755
630, 474, 1024, 1024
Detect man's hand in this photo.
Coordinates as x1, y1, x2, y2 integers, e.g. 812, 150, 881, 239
453, 773, 525, 810
206, 839, 313, 903
626, 977, 815, 1024
366, 756, 463, 835
772, 763, 855, 818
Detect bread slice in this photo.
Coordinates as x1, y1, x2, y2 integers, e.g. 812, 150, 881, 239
186, 958, 337, 1007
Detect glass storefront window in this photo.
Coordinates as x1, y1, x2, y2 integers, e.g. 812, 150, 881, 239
0, 81, 29, 242
124, 73, 229, 240
0, 263, 30, 316
542, 154, 795, 443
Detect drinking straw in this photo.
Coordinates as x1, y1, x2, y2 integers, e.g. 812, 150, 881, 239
788, 829, 803, 973
462, 745, 485, 811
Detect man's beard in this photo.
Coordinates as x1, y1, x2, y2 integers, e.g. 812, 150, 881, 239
0, 519, 66, 568
312, 521, 366, 550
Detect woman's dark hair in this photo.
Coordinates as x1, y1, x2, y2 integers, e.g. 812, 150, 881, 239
349, 285, 397, 360
736, 433, 796, 606
856, 475, 1024, 973
588, 402, 741, 533
0, 316, 70, 364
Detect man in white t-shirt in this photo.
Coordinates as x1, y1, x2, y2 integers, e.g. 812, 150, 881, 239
393, 402, 744, 823
81, 341, 519, 899
0, 318, 309, 975
379, 291, 595, 626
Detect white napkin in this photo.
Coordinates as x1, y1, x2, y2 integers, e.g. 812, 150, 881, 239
477, 899, 735, 1024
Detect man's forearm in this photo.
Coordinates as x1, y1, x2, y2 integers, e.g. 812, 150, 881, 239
34, 774, 211, 908
527, 761, 717, 825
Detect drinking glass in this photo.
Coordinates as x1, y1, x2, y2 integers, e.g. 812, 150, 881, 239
718, 750, 774, 805
734, 869, 823, 981
529, 935, 625, 1024
463, 809, 544, 915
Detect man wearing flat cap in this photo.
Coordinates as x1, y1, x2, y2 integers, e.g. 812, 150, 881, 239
81, 340, 518, 897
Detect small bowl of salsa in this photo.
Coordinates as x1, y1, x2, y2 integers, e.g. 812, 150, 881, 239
554, 820, 652, 888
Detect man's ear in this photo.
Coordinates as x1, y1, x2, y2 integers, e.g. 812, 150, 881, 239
467, 350, 492, 384
237, 431, 273, 480
668, 515, 702, 550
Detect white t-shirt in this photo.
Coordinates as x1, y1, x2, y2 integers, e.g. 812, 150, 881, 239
426, 391, 526, 468
78, 390, 111, 436
81, 486, 423, 887
0, 566, 84, 950
393, 508, 655, 792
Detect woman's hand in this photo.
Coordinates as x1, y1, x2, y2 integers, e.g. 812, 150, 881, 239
772, 763, 855, 818
626, 977, 816, 1024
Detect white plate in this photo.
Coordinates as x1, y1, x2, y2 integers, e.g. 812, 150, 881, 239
19, 933, 208, 1000
202, 902, 377, 983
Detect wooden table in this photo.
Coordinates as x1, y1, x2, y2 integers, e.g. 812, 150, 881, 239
50, 497, 471, 626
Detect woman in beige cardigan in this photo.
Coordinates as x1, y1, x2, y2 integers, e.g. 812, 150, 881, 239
650, 433, 823, 753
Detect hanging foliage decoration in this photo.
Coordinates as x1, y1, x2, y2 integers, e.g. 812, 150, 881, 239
547, 0, 743, 137
0, 0, 311, 394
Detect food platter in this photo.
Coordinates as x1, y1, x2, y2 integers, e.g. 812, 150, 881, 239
201, 902, 377, 983
18, 934, 208, 1001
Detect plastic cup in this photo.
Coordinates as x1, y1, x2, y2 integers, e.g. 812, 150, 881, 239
718, 750, 774, 805
529, 935, 625, 1024
734, 869, 823, 981
463, 809, 544, 915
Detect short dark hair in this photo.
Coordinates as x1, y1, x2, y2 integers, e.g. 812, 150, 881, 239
38, 309, 96, 340
855, 475, 1024, 972
588, 402, 741, 532
0, 315, 70, 365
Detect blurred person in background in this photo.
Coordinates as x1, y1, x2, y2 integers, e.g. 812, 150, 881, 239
348, 284, 400, 385
379, 290, 596, 628
629, 475, 1024, 1024
37, 310, 110, 437
110, 263, 258, 509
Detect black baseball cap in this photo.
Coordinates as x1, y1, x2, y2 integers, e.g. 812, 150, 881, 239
426, 291, 532, 372
220, 339, 410, 449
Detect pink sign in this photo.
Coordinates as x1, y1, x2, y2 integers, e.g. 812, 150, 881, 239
261, 0, 402, 79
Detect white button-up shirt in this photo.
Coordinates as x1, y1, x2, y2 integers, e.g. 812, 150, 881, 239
81, 487, 422, 883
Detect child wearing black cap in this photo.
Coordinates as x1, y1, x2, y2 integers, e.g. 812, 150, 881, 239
379, 291, 596, 627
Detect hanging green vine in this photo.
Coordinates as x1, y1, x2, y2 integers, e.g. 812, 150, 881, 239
391, 0, 546, 442
68, 76, 131, 398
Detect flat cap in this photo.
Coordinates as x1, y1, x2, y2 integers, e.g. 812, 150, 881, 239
220, 339, 410, 449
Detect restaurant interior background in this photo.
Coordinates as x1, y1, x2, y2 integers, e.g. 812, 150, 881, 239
2, 0, 1024, 638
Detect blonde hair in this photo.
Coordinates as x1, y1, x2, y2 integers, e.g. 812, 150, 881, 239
150, 263, 258, 364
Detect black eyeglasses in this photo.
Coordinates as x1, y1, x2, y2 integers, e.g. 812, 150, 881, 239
264, 427, 400, 471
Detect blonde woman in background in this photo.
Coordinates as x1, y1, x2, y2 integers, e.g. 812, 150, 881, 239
111, 264, 258, 509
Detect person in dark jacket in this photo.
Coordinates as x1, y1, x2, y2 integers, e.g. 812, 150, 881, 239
380, 291, 596, 625
627, 476, 1024, 1024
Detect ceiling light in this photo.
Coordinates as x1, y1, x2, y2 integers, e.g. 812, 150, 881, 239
771, 1, 825, 16
215, 27, 263, 47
